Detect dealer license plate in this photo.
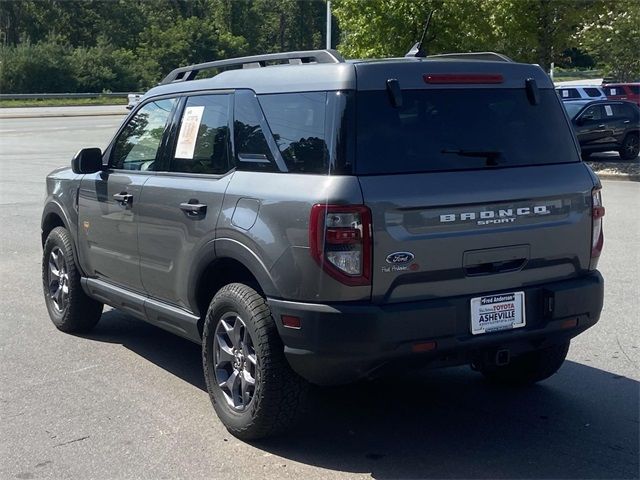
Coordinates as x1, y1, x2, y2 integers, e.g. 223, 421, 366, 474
470, 292, 526, 335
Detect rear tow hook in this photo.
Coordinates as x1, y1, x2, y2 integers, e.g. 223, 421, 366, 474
495, 349, 511, 366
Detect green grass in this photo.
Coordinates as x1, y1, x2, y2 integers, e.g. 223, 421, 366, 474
0, 96, 128, 108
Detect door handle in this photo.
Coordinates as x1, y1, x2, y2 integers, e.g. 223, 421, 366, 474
180, 201, 207, 216
113, 192, 133, 206
597, 124, 605, 128
623, 120, 630, 124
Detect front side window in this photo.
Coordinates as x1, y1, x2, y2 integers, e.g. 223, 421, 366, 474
171, 94, 231, 175
111, 99, 176, 170
582, 105, 603, 120
559, 88, 580, 99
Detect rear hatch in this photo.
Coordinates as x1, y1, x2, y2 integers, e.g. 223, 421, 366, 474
353, 61, 596, 304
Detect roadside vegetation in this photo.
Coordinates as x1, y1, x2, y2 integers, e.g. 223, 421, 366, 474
0, 97, 127, 108
0, 0, 638, 95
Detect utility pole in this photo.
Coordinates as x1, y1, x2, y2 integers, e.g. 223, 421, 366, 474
326, 1, 332, 49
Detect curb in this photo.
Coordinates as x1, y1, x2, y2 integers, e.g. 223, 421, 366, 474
594, 173, 640, 182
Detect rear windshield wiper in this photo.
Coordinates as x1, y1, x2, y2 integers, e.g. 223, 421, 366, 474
441, 148, 503, 166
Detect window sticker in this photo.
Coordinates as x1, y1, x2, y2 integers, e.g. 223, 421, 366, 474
175, 106, 205, 159
604, 105, 613, 116
610, 88, 617, 95
562, 90, 569, 98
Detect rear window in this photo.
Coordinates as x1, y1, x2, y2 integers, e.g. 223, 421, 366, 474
356, 89, 580, 175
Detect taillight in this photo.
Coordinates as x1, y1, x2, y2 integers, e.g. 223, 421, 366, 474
590, 187, 605, 266
309, 204, 372, 286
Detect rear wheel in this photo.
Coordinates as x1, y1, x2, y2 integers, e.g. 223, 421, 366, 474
619, 133, 639, 160
479, 341, 570, 385
202, 283, 307, 440
42, 227, 103, 333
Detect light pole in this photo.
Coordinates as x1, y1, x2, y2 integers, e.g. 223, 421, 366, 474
326, 1, 332, 50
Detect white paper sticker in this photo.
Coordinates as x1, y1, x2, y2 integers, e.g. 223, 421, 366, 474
604, 105, 613, 116
562, 90, 569, 98
175, 106, 205, 159
610, 88, 617, 95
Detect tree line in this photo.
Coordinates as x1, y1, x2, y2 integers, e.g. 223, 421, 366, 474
0, 0, 638, 94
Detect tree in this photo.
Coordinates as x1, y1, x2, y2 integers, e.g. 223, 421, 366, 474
575, 0, 640, 81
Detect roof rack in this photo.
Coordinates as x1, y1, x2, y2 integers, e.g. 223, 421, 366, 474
427, 52, 514, 63
161, 49, 345, 84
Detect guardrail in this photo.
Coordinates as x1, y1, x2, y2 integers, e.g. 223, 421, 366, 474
0, 92, 142, 100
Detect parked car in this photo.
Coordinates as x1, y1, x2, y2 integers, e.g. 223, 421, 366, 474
564, 99, 640, 160
126, 93, 142, 110
603, 83, 640, 106
556, 85, 607, 101
42, 49, 605, 440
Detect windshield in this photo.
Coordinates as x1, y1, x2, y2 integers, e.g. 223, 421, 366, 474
355, 89, 580, 175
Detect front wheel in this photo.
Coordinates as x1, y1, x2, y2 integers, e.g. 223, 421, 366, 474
619, 133, 639, 160
202, 283, 307, 440
42, 227, 103, 333
479, 341, 570, 386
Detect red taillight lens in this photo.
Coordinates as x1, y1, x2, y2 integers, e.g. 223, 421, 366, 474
423, 74, 504, 84
309, 204, 372, 286
590, 187, 605, 265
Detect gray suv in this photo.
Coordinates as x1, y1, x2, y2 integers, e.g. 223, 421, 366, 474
41, 49, 605, 440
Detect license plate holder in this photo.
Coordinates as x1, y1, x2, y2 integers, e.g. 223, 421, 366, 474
470, 291, 526, 335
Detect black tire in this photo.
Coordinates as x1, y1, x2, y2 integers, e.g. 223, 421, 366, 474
42, 226, 103, 333
619, 133, 639, 160
480, 341, 570, 386
202, 283, 307, 440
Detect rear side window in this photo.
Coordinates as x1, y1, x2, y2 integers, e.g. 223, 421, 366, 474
171, 94, 231, 175
584, 88, 602, 97
612, 103, 636, 118
355, 89, 580, 175
559, 88, 580, 99
259, 93, 329, 173
233, 90, 277, 171
628, 85, 640, 95
604, 86, 620, 96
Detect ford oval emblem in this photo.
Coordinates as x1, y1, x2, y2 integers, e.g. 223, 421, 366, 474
386, 252, 415, 264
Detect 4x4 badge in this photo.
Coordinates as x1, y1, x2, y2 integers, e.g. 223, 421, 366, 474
386, 252, 415, 264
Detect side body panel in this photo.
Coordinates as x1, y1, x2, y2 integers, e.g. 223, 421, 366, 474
77, 171, 148, 293
137, 172, 233, 309
218, 171, 367, 302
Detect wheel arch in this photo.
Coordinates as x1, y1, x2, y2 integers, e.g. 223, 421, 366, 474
191, 238, 280, 336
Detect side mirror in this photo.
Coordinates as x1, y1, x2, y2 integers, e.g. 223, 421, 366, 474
71, 148, 103, 174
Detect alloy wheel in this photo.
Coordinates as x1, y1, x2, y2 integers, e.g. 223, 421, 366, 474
213, 312, 258, 410
48, 246, 69, 312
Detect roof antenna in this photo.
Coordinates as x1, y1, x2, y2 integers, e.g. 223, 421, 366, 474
405, 10, 436, 58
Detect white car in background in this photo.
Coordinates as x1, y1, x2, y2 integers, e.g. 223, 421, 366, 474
126, 93, 142, 110
556, 85, 607, 101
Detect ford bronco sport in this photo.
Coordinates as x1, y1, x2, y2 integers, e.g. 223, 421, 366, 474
42, 49, 605, 440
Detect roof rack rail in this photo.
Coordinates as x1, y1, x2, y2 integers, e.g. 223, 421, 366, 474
161, 49, 345, 84
427, 52, 514, 63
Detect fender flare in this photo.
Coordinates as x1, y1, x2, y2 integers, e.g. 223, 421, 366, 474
187, 237, 280, 311
41, 200, 86, 277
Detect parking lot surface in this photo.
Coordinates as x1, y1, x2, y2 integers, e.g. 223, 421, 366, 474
1, 110, 638, 479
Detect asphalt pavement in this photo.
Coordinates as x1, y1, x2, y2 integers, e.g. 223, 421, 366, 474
0, 110, 638, 479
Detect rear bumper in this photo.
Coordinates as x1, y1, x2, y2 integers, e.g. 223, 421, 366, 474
268, 272, 604, 385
